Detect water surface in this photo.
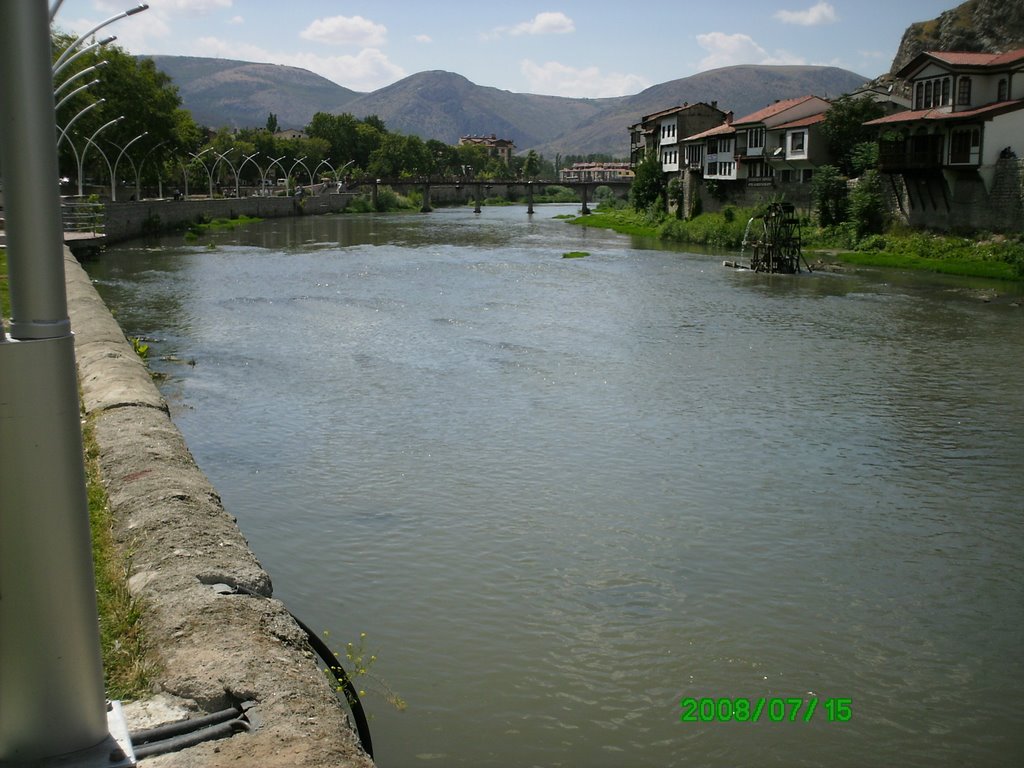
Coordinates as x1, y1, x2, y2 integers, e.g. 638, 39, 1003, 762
86, 205, 1024, 767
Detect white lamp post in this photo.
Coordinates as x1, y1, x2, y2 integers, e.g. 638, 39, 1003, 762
288, 155, 310, 189
77, 116, 123, 196
237, 152, 260, 196
107, 131, 147, 201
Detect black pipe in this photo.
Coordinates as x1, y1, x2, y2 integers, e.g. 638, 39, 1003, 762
229, 585, 374, 759
132, 719, 250, 759
130, 705, 242, 745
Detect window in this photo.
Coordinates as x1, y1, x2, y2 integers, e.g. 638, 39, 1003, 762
915, 76, 953, 109
790, 131, 806, 154
720, 138, 733, 153
748, 127, 765, 148
803, 169, 814, 183
707, 162, 718, 176
957, 77, 972, 105
949, 128, 980, 164
998, 79, 1008, 101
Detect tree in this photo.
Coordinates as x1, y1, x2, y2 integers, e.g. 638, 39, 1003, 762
265, 113, 279, 133
51, 32, 199, 191
811, 165, 848, 227
522, 150, 540, 179
820, 95, 885, 177
848, 169, 887, 240
630, 150, 666, 214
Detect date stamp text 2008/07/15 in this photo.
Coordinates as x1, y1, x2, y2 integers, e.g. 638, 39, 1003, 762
680, 697, 852, 723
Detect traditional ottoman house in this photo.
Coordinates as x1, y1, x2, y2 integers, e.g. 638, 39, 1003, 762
864, 49, 1024, 231
675, 95, 832, 214
627, 102, 730, 173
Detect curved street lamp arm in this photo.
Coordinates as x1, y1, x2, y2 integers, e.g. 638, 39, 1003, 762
54, 58, 108, 98
53, 37, 115, 80
52, 4, 148, 72
54, 79, 99, 112
56, 97, 104, 150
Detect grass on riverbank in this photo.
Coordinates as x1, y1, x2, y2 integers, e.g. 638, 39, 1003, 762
84, 417, 158, 699
1, 246, 155, 700
184, 214, 262, 240
569, 206, 1024, 281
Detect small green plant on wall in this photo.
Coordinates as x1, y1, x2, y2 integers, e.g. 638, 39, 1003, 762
323, 631, 407, 712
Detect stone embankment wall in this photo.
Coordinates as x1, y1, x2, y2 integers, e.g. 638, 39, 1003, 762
66, 249, 374, 768
103, 192, 355, 245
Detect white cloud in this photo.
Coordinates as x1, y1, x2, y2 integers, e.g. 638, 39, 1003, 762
774, 2, 838, 26
511, 11, 575, 36
228, 15, 243, 25
414, 34, 433, 43
696, 32, 805, 69
194, 36, 405, 91
520, 59, 648, 98
300, 15, 387, 47
485, 11, 575, 39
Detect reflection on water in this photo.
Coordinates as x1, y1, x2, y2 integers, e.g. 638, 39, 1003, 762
87, 206, 1024, 767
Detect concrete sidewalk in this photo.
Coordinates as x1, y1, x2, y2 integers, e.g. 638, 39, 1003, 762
65, 250, 376, 767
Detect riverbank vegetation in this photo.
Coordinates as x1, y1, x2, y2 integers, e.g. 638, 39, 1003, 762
1, 248, 156, 698
184, 214, 262, 239
576, 190, 1024, 282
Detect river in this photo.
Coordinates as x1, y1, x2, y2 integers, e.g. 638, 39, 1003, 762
85, 204, 1024, 767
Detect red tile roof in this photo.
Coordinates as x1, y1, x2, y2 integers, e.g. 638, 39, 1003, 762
773, 113, 827, 130
928, 48, 1024, 68
731, 95, 820, 126
682, 122, 736, 141
898, 48, 1024, 77
864, 99, 1024, 125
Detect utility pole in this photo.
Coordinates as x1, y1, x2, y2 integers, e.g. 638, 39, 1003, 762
0, 2, 133, 765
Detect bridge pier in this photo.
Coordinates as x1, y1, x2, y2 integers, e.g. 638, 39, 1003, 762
580, 183, 591, 215
526, 181, 534, 215
421, 181, 432, 213
371, 179, 379, 210
473, 182, 482, 214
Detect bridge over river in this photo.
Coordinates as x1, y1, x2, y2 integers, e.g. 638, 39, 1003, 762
356, 177, 632, 215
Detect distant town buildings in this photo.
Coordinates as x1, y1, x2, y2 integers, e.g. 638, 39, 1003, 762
558, 161, 634, 184
459, 134, 516, 166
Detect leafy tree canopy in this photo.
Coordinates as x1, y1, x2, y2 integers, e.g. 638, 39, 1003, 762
820, 95, 885, 177
52, 31, 199, 186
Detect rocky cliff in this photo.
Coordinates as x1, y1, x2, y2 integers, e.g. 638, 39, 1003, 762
891, 0, 1024, 73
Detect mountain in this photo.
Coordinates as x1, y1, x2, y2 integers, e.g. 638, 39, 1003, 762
532, 65, 868, 158
341, 71, 615, 149
891, 0, 1024, 73
147, 55, 867, 156
146, 55, 362, 130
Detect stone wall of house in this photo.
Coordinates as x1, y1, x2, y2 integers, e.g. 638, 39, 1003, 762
986, 156, 1024, 231
677, 170, 815, 219
880, 157, 1024, 233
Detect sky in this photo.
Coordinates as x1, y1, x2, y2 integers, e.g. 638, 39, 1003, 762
52, 1, 960, 98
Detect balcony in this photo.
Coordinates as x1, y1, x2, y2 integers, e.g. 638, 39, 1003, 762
878, 137, 944, 172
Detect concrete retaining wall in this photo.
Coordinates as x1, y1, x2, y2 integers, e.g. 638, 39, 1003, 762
65, 250, 375, 767
102, 192, 355, 245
